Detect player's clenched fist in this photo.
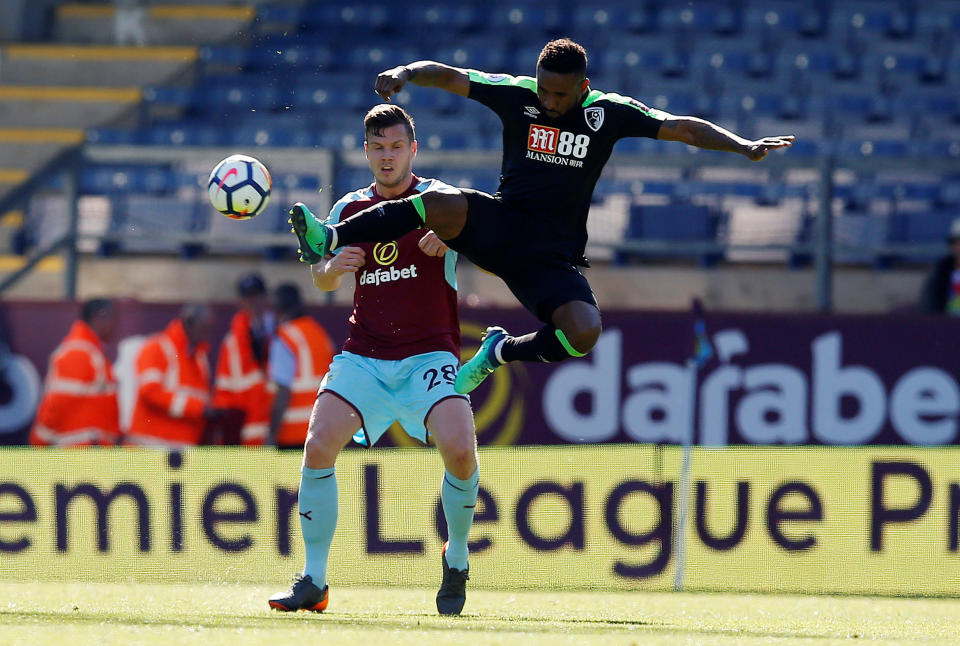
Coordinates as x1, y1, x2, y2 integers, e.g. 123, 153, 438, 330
418, 231, 448, 257
375, 66, 411, 101
325, 246, 365, 274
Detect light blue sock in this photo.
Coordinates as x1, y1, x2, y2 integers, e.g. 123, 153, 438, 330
300, 466, 337, 588
441, 468, 479, 571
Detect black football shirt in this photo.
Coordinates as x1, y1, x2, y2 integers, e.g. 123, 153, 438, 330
467, 70, 667, 262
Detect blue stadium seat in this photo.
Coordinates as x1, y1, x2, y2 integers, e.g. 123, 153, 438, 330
392, 87, 460, 114
617, 203, 723, 266
488, 4, 568, 39
599, 47, 664, 87
300, 4, 393, 34
831, 51, 862, 80
142, 86, 194, 110
413, 166, 499, 193
81, 165, 176, 195
612, 138, 672, 155
201, 81, 283, 113
713, 6, 743, 36
887, 209, 958, 265
250, 45, 336, 72
253, 3, 301, 31
318, 131, 362, 151
198, 46, 249, 70
434, 44, 510, 72
659, 5, 718, 33
797, 8, 828, 38
414, 4, 482, 35
85, 128, 140, 145
335, 167, 374, 196
744, 5, 802, 38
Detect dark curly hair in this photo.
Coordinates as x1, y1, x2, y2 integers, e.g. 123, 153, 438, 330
364, 103, 416, 142
537, 38, 588, 77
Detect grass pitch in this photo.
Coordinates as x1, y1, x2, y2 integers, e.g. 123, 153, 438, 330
0, 582, 958, 646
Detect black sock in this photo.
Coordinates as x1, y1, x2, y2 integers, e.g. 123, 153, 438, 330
499, 325, 572, 363
333, 196, 423, 247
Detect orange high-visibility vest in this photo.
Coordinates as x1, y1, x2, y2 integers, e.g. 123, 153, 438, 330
274, 316, 334, 447
127, 318, 210, 447
213, 310, 272, 445
29, 320, 120, 446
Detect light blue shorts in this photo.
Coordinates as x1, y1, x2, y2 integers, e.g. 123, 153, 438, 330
318, 350, 468, 447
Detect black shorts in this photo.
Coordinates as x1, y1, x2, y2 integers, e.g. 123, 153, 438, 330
446, 189, 598, 323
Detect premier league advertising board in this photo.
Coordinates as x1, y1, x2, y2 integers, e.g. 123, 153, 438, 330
2, 445, 959, 595
1, 301, 958, 446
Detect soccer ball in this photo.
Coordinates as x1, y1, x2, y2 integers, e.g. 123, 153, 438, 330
207, 154, 272, 220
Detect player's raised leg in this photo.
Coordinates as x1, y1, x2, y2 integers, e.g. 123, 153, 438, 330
455, 301, 602, 394
427, 397, 478, 615
268, 392, 360, 612
292, 190, 469, 264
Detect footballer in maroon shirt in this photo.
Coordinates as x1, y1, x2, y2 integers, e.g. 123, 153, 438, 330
270, 104, 477, 617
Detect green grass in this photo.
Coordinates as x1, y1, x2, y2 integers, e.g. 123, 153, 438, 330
0, 582, 958, 646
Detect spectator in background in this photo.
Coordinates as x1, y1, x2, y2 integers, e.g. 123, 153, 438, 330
114, 0, 146, 46
127, 303, 225, 447
213, 272, 275, 445
267, 283, 334, 449
920, 218, 960, 315
30, 298, 121, 446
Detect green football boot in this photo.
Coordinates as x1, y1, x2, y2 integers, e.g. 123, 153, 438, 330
454, 326, 507, 394
288, 202, 332, 264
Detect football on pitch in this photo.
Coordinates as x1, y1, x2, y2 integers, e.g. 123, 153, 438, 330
207, 154, 272, 220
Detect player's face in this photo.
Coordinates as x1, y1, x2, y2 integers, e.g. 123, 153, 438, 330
536, 68, 589, 119
365, 123, 417, 190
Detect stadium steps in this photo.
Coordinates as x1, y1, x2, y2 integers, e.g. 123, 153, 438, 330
0, 86, 141, 129
0, 45, 197, 87
0, 129, 86, 171
0, 169, 30, 215
53, 3, 255, 46
0, 88, 137, 215
0, 251, 65, 296
0, 44, 199, 237
0, 211, 24, 252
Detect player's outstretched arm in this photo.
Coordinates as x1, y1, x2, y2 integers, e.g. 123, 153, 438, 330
375, 61, 470, 102
311, 247, 365, 292
658, 116, 794, 161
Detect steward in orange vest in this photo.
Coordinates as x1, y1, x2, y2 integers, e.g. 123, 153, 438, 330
128, 304, 217, 447
213, 273, 274, 445
268, 283, 334, 448
30, 299, 120, 446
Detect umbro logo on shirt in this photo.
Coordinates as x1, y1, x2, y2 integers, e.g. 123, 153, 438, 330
523, 106, 540, 118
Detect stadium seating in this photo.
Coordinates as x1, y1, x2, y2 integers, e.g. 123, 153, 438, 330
2, 0, 959, 265
615, 204, 724, 267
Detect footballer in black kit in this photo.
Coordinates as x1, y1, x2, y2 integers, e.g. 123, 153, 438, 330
290, 38, 794, 394
452, 68, 666, 322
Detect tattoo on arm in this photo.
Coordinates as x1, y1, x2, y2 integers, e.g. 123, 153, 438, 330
681, 118, 749, 154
